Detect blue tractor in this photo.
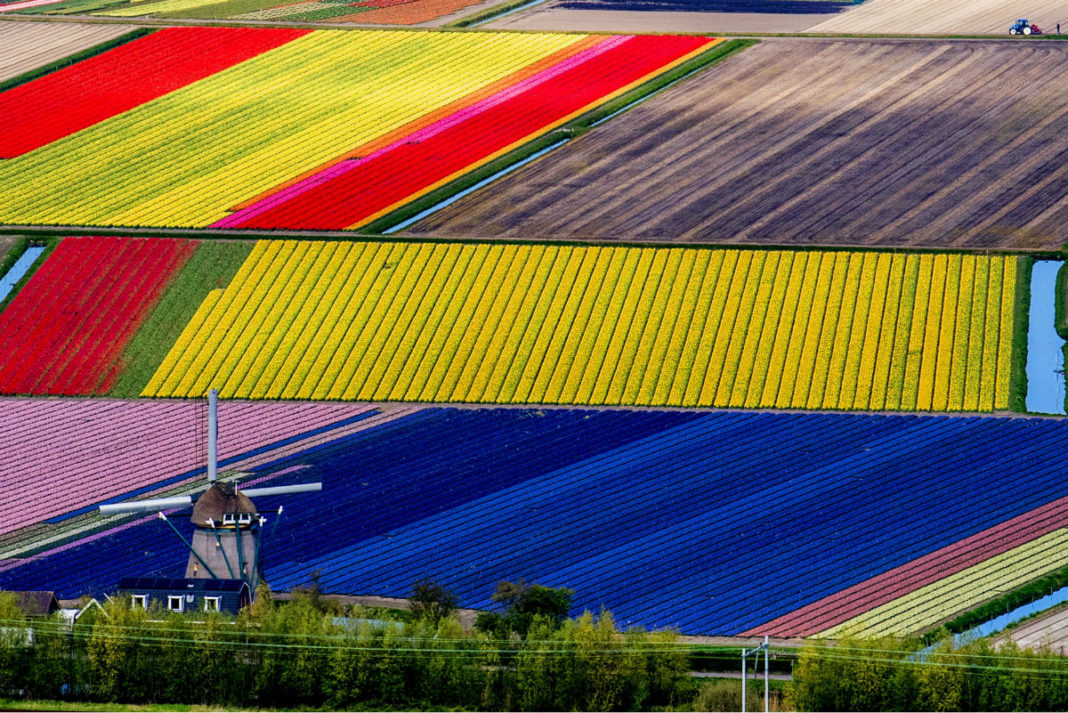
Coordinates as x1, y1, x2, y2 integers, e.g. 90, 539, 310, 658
1009, 18, 1042, 35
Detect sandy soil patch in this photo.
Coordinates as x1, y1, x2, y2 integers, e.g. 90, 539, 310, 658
0, 237, 15, 265
408, 38, 1068, 250
0, 22, 133, 83
487, 6, 836, 32
807, 0, 1068, 35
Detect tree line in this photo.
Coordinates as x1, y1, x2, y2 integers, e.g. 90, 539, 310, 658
0, 581, 696, 711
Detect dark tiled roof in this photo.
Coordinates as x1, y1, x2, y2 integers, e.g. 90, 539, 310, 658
118, 577, 248, 593
10, 590, 58, 616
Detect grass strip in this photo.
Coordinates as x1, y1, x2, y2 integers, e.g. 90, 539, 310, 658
0, 28, 153, 95
1055, 261, 1068, 340
362, 38, 755, 235
0, 237, 56, 314
108, 240, 253, 398
924, 560, 1068, 645
1008, 255, 1032, 413
0, 236, 29, 285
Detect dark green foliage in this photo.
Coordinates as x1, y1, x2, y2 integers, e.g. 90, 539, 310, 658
0, 590, 689, 710
483, 579, 574, 638
0, 30, 153, 95
108, 240, 253, 397
409, 577, 458, 626
1009, 255, 1033, 413
0, 237, 56, 313
790, 636, 1068, 712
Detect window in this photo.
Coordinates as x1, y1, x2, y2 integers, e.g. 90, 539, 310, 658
167, 596, 184, 613
204, 597, 221, 612
131, 595, 147, 610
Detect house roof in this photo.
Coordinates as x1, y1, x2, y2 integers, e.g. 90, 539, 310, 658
190, 482, 256, 528
10, 590, 59, 616
118, 577, 249, 594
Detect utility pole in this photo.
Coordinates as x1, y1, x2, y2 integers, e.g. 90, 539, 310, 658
741, 635, 770, 712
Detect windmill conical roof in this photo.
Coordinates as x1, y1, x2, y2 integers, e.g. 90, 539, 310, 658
191, 482, 257, 528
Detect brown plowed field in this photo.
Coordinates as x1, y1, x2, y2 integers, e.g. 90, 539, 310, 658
0, 22, 134, 83
407, 39, 1068, 250
807, 0, 1068, 35
487, 7, 836, 32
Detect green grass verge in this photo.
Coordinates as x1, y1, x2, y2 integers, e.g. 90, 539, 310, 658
362, 38, 756, 234
1055, 261, 1068, 340
1008, 255, 1032, 413
924, 561, 1068, 644
0, 29, 153, 95
107, 240, 254, 398
0, 236, 29, 283
0, 237, 56, 314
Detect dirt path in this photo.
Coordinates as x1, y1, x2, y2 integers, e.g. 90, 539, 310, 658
0, 236, 15, 265
408, 38, 1068, 250
487, 6, 836, 32
0, 22, 133, 82
807, 0, 1068, 35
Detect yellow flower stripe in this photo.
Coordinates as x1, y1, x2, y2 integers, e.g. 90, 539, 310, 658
144, 243, 1020, 411
636, 250, 696, 405
697, 251, 755, 406
543, 248, 619, 404
0, 31, 584, 229
760, 253, 810, 408
946, 256, 975, 411
868, 254, 906, 410
913, 254, 945, 411
995, 258, 1018, 410
962, 257, 990, 412
672, 251, 730, 407
979, 261, 1005, 411
99, 0, 220, 16
840, 253, 878, 410
930, 255, 960, 411
729, 251, 780, 407
821, 529, 1068, 638
807, 251, 850, 409
789, 253, 836, 408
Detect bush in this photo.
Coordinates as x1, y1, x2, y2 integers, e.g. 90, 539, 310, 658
409, 576, 458, 625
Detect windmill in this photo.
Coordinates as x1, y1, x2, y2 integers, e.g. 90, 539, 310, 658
99, 389, 321, 595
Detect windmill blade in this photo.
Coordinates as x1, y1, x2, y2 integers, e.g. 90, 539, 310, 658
99, 495, 193, 515
240, 483, 322, 498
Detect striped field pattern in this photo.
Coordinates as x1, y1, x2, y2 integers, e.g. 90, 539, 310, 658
143, 242, 1018, 411
0, 31, 584, 227
0, 30, 712, 230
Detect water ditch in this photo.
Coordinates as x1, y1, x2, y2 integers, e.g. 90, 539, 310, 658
0, 244, 43, 304
1025, 260, 1066, 415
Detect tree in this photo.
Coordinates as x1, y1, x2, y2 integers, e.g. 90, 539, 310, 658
408, 577, 458, 625
482, 579, 575, 638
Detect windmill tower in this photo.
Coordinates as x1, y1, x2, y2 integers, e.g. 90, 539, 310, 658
100, 390, 321, 596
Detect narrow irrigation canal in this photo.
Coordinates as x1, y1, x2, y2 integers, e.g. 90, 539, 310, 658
1025, 260, 1066, 415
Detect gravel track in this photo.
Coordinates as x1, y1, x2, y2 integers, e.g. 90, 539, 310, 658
0, 22, 132, 82
408, 39, 1068, 250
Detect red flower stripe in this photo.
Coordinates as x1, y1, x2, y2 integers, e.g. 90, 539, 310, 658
744, 494, 1068, 637
0, 27, 310, 159
0, 238, 111, 392
0, 237, 193, 395
226, 34, 712, 231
